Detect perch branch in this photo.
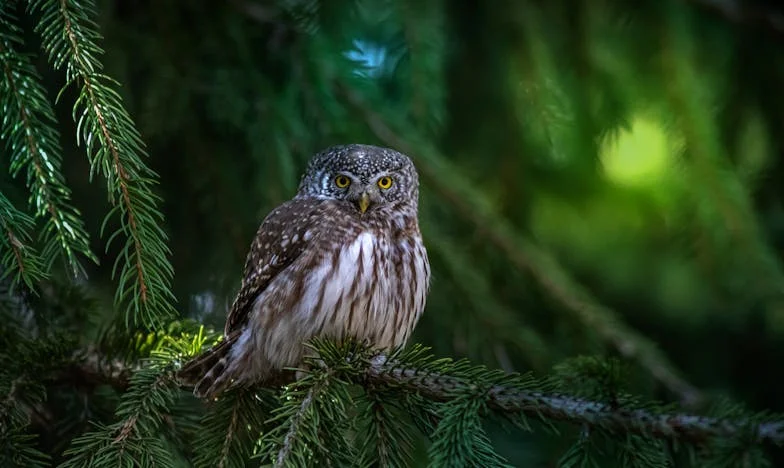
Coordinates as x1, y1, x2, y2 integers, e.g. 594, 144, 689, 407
367, 357, 784, 445
65, 348, 784, 446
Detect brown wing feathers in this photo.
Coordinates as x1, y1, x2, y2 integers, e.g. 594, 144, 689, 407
177, 199, 324, 397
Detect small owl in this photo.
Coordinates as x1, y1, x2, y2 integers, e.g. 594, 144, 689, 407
179, 144, 430, 398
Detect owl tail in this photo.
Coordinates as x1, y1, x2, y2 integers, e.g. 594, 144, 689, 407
177, 336, 237, 399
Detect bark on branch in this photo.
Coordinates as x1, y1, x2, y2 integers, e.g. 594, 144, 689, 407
367, 357, 784, 446
67, 348, 784, 447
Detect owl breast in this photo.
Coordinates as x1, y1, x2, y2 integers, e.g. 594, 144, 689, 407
241, 229, 430, 379
306, 231, 430, 348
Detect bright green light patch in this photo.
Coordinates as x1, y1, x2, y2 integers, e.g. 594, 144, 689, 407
600, 116, 676, 186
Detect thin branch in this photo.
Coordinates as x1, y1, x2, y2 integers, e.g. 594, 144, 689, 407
275, 386, 318, 468
57, 0, 149, 304
0, 19, 95, 275
366, 358, 784, 446
66, 347, 784, 447
339, 85, 702, 407
217, 399, 241, 468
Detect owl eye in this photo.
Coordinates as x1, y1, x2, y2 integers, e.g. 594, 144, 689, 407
377, 176, 393, 189
334, 175, 351, 188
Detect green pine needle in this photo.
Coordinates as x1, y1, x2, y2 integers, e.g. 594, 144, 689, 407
427, 395, 513, 468
356, 390, 416, 468
28, 0, 176, 329
0, 192, 47, 290
0, 5, 97, 279
192, 389, 270, 468
59, 353, 181, 468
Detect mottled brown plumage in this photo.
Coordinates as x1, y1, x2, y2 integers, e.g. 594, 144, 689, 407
178, 144, 430, 398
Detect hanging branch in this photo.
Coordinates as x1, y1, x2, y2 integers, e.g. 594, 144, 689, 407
0, 7, 96, 278
0, 193, 46, 290
28, 0, 175, 328
339, 85, 702, 407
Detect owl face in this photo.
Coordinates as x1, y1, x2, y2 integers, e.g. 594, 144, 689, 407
297, 144, 419, 214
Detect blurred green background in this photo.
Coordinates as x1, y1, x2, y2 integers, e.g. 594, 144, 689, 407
7, 0, 784, 464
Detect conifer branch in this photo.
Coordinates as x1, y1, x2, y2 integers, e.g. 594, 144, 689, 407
0, 193, 46, 289
341, 85, 702, 406
66, 345, 784, 448
217, 402, 240, 468
29, 0, 176, 328
275, 386, 318, 467
365, 357, 784, 446
0, 7, 96, 277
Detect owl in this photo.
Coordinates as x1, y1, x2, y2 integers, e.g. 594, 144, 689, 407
179, 144, 430, 398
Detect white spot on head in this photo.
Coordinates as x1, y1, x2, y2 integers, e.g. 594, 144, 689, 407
303, 230, 313, 241
292, 234, 299, 243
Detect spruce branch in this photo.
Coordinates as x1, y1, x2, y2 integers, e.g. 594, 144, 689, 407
60, 356, 181, 467
52, 342, 784, 459
260, 367, 356, 467
29, 0, 176, 328
340, 85, 702, 407
192, 388, 268, 468
0, 192, 46, 290
0, 6, 96, 277
275, 385, 318, 467
357, 391, 416, 468
366, 356, 784, 446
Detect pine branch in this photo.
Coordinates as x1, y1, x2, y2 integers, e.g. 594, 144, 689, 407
340, 85, 702, 407
427, 394, 513, 468
0, 6, 96, 277
29, 0, 176, 328
60, 355, 181, 467
366, 355, 784, 446
0, 192, 46, 290
60, 344, 784, 448
357, 390, 415, 468
192, 389, 268, 468
275, 385, 318, 467
260, 368, 357, 467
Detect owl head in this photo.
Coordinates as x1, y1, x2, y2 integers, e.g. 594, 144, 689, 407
297, 144, 420, 215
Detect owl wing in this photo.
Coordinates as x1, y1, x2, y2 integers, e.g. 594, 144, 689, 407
224, 197, 326, 334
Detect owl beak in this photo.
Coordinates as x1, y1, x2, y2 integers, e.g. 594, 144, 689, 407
357, 192, 371, 214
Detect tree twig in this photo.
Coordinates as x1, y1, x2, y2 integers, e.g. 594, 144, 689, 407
367, 357, 784, 446
275, 386, 318, 467
67, 347, 784, 447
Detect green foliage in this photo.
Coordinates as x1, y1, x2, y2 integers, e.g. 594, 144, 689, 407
0, 3, 95, 278
191, 389, 270, 468
0, 192, 46, 290
427, 395, 513, 468
258, 354, 357, 466
29, 0, 176, 328
1, 0, 784, 466
356, 387, 417, 467
59, 341, 198, 467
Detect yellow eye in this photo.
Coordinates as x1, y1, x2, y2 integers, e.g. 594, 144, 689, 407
377, 176, 393, 189
335, 175, 351, 188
